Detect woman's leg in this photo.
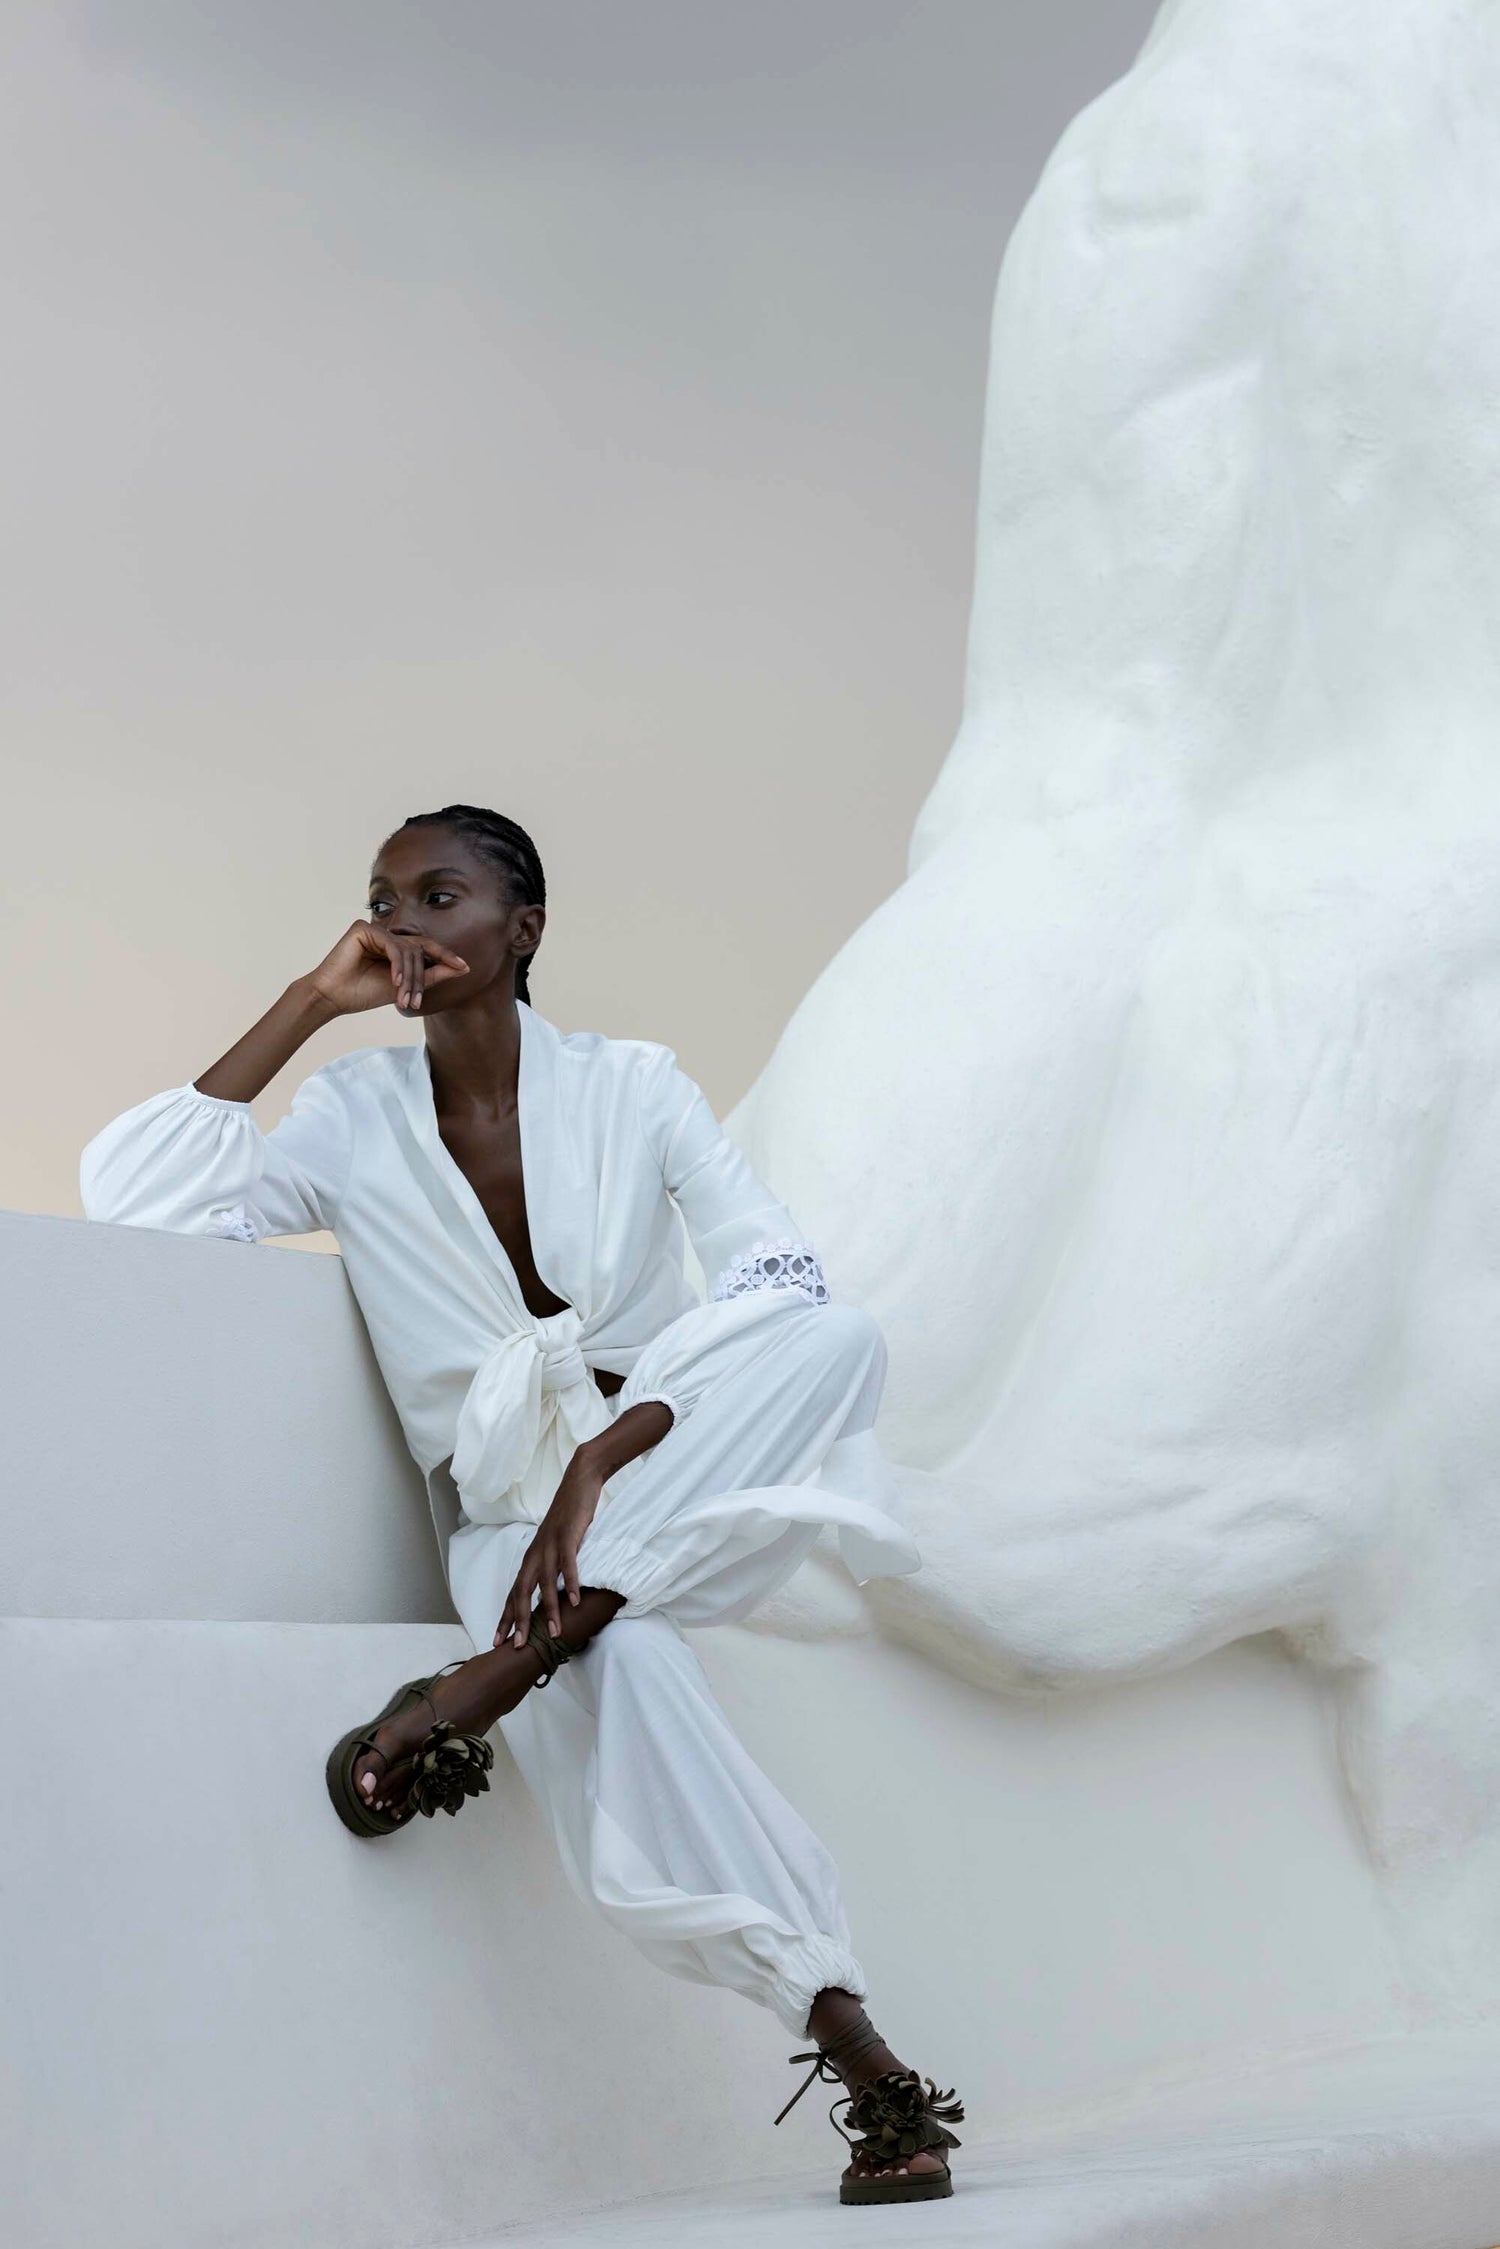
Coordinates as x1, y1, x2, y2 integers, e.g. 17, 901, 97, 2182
499, 1610, 865, 2031
356, 1293, 892, 1808
351, 1295, 949, 2180
575, 1296, 901, 1624
350, 1585, 623, 1814
496, 1609, 951, 2185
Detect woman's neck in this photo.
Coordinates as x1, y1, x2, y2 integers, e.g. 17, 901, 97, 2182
422, 993, 522, 1114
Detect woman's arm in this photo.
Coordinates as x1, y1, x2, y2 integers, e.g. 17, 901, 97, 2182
494, 1400, 675, 1648
495, 1040, 829, 1650
195, 917, 471, 1100
192, 976, 343, 1103
80, 920, 469, 1240
636, 1042, 830, 1305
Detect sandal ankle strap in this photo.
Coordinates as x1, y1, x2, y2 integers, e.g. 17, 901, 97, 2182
525, 1615, 574, 1686
817, 2009, 887, 2077
413, 1656, 472, 1728
773, 2006, 884, 2127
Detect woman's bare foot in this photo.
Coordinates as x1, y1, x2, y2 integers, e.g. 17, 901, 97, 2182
842, 2139, 947, 2186
806, 1987, 952, 2186
352, 1587, 626, 1820
352, 1640, 540, 1820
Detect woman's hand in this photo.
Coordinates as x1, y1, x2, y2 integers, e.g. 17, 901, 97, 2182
305, 919, 471, 1019
495, 1449, 609, 1649
187, 920, 471, 1107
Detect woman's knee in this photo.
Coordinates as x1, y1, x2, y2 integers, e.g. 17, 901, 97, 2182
803, 1299, 885, 1378
578, 1609, 694, 1689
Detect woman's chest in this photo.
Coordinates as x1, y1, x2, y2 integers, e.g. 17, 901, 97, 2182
339, 1068, 672, 1331
431, 1099, 565, 1319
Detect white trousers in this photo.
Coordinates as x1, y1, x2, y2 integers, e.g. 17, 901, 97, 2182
445, 1293, 903, 2036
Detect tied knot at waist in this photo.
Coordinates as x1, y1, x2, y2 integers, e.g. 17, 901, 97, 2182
449, 1306, 611, 1523
536, 1321, 589, 1394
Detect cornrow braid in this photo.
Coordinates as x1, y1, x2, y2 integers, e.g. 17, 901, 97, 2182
388, 804, 546, 1004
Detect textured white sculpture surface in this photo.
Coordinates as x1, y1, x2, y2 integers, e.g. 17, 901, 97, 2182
730, 0, 1500, 2002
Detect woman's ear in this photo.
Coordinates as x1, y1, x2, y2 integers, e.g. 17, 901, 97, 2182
512, 901, 546, 960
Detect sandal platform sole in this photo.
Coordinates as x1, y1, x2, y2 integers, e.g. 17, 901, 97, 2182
840, 2166, 953, 2205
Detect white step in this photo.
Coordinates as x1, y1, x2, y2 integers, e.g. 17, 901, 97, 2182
472, 2032, 1500, 2248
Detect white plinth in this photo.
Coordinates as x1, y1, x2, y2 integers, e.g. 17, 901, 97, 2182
479, 2033, 1500, 2249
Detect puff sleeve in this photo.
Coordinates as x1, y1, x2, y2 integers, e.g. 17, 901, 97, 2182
635, 1044, 830, 1307
79, 1064, 352, 1243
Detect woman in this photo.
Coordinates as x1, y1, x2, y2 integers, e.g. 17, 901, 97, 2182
78, 802, 964, 2207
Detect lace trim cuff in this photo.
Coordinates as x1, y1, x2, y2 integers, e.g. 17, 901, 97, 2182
709, 1236, 830, 1308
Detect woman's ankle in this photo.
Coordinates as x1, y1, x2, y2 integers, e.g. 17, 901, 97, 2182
808, 1986, 867, 2044
806, 1989, 901, 2084
556, 1585, 626, 1649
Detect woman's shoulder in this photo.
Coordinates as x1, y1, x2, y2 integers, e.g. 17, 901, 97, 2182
543, 1016, 697, 1139
545, 1014, 679, 1079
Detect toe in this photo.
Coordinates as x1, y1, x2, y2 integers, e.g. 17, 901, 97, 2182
375, 1755, 415, 1812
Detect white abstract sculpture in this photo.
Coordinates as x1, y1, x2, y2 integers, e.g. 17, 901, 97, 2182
730, 0, 1500, 2005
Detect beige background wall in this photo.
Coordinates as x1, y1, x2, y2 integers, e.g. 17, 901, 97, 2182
6, 1, 1153, 1245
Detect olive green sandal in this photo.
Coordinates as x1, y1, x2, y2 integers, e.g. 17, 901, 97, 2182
325, 1658, 495, 1838
774, 2007, 964, 2205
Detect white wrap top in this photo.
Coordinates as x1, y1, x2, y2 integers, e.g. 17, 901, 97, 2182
77, 1002, 876, 1580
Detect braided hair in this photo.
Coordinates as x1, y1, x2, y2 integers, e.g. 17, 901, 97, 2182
385, 804, 546, 1004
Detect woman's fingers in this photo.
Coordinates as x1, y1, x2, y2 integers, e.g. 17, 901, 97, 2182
498, 1554, 536, 1647
541, 1545, 564, 1641
386, 938, 468, 1010
389, 941, 411, 1012
402, 940, 422, 1012
507, 1566, 536, 1645
496, 1510, 590, 1650
424, 944, 470, 985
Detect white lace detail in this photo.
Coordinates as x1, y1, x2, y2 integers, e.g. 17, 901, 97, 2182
709, 1236, 830, 1308
207, 1203, 259, 1243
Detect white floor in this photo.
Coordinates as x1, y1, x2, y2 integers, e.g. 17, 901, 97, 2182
470, 2032, 1500, 2249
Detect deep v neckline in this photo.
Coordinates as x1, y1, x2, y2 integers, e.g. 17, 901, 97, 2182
415, 1006, 571, 1319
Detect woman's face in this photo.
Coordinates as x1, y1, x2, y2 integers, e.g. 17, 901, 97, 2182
366, 828, 542, 1012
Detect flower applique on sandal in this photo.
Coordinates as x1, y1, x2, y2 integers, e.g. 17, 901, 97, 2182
774, 2006, 964, 2205
325, 1659, 495, 1838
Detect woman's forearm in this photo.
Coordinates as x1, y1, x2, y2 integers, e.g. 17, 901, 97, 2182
193, 977, 343, 1104
578, 1400, 674, 1480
